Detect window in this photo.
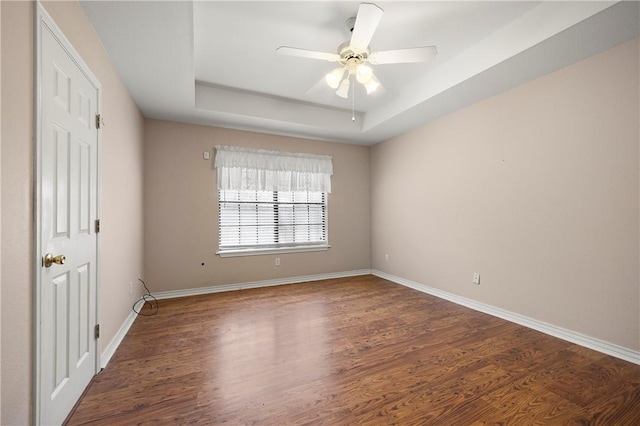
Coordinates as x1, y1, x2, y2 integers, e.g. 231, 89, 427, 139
218, 189, 327, 255
214, 145, 333, 257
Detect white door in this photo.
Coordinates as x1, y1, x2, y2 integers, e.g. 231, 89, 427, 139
36, 7, 100, 425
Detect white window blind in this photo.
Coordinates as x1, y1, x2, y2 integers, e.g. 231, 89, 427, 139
214, 146, 332, 256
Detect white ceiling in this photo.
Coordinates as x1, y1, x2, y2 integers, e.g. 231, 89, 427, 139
80, 1, 639, 146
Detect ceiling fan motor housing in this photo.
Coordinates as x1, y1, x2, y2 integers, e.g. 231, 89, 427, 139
338, 41, 369, 72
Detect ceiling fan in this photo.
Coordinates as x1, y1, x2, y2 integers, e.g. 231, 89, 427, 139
276, 2, 437, 99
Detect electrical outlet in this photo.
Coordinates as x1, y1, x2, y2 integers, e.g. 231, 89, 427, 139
129, 281, 133, 294
385, 254, 389, 262
472, 273, 480, 285
275, 257, 280, 266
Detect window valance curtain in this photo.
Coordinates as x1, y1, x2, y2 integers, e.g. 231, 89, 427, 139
214, 145, 333, 193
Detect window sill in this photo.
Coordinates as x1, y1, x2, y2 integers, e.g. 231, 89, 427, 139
217, 245, 330, 258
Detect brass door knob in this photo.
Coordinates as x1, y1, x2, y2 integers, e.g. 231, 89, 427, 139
43, 253, 66, 268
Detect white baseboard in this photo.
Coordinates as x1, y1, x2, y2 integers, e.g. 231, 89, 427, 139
153, 269, 373, 300
100, 299, 146, 369
372, 270, 640, 365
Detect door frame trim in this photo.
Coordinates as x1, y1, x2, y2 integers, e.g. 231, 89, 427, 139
33, 3, 102, 424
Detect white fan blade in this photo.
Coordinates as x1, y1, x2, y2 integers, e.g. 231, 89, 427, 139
369, 46, 438, 64
350, 3, 384, 52
276, 46, 340, 62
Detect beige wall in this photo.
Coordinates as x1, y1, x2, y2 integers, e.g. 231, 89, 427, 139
1, 2, 34, 421
371, 37, 640, 352
144, 120, 370, 292
0, 1, 145, 424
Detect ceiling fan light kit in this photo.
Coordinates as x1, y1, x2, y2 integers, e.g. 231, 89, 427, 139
326, 67, 346, 89
363, 74, 380, 94
277, 2, 438, 104
355, 64, 373, 84
335, 78, 350, 99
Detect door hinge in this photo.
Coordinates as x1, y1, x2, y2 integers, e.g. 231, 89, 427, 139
95, 114, 103, 129
95, 324, 100, 339
95, 219, 100, 233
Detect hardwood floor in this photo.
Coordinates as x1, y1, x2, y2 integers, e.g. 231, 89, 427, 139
66, 275, 640, 425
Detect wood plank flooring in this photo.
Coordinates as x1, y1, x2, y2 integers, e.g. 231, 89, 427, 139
66, 275, 640, 425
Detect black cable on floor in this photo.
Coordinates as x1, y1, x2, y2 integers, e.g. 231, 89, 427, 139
133, 278, 159, 316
